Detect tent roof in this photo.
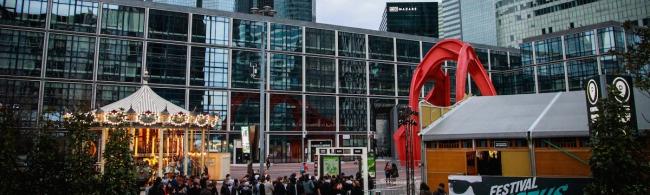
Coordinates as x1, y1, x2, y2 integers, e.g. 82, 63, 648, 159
98, 85, 189, 114
421, 89, 650, 141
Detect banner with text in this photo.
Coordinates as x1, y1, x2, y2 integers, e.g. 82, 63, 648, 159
448, 175, 591, 195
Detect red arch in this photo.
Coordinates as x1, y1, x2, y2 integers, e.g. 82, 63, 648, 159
393, 39, 497, 165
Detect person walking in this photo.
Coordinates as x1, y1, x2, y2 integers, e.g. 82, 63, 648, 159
384, 162, 392, 184
148, 177, 164, 195
266, 157, 271, 171
390, 163, 399, 183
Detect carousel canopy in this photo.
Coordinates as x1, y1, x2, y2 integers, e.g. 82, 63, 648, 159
93, 85, 219, 127
99, 85, 189, 114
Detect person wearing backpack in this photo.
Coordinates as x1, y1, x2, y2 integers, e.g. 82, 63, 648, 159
302, 175, 315, 195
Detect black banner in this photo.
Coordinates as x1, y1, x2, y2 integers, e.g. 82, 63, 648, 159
448, 175, 591, 195
585, 75, 637, 134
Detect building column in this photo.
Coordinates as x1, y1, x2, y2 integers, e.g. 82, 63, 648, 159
184, 127, 189, 175
158, 128, 164, 177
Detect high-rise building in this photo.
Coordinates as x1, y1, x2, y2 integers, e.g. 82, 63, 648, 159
152, 0, 315, 21
496, 0, 650, 47
438, 0, 497, 45
379, 2, 439, 38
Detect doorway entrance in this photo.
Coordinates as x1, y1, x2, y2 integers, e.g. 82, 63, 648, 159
308, 139, 332, 162
476, 151, 502, 175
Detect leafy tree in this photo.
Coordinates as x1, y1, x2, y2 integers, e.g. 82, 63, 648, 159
63, 113, 100, 194
585, 87, 650, 194
24, 121, 66, 194
0, 105, 23, 194
102, 124, 138, 195
620, 22, 650, 92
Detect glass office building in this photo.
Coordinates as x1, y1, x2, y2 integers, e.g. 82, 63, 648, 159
517, 21, 637, 93
496, 0, 650, 47
379, 2, 439, 38
438, 0, 497, 45
6, 0, 619, 164
151, 0, 315, 22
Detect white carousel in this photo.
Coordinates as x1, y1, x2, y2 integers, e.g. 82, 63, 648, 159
91, 83, 221, 179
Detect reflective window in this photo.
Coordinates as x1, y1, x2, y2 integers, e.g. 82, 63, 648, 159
0, 29, 43, 77
190, 47, 228, 88
0, 79, 39, 127
598, 27, 625, 54
0, 0, 48, 27
564, 31, 595, 58
43, 82, 92, 120
510, 52, 522, 68
368, 35, 394, 61
396, 39, 419, 63
338, 31, 365, 58
475, 48, 489, 67
370, 98, 394, 156
305, 95, 335, 131
148, 9, 188, 41
305, 28, 334, 55
151, 87, 185, 108
230, 92, 259, 131
192, 14, 229, 45
146, 43, 187, 85
341, 135, 367, 147
369, 62, 395, 96
46, 34, 95, 79
101, 4, 145, 37
535, 37, 562, 63
422, 42, 434, 57
567, 58, 597, 91
231, 50, 260, 89
600, 55, 625, 75
305, 57, 335, 93
520, 42, 533, 65
270, 53, 302, 91
232, 19, 266, 48
95, 84, 137, 107
51, 0, 98, 33
490, 50, 509, 71
98, 38, 142, 82
339, 59, 366, 94
189, 90, 227, 130
339, 97, 367, 132
397, 65, 415, 96
537, 63, 565, 93
491, 68, 535, 95
269, 94, 302, 131
271, 23, 302, 52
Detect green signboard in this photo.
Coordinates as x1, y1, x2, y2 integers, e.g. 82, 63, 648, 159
323, 156, 340, 176
368, 152, 376, 178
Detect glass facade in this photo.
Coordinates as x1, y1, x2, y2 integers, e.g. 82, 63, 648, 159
305, 28, 335, 55
305, 57, 335, 93
190, 47, 228, 88
0, 0, 48, 27
2, 0, 605, 162
270, 53, 302, 91
51, 0, 99, 33
46, 34, 95, 79
98, 38, 142, 82
192, 14, 229, 45
147, 43, 187, 85
101, 4, 145, 37
0, 29, 43, 77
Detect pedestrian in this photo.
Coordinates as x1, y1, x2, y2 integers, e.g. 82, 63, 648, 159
433, 183, 447, 195
266, 158, 271, 170
200, 179, 212, 195
420, 183, 432, 195
384, 162, 391, 184
350, 181, 363, 195
264, 177, 274, 195
273, 177, 287, 195
302, 174, 315, 195
220, 180, 234, 195
390, 163, 399, 182
148, 177, 164, 195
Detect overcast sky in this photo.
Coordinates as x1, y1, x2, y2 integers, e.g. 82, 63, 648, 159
316, 0, 440, 30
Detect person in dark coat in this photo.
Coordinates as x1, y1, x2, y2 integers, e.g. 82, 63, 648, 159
273, 177, 287, 195
148, 177, 164, 195
220, 181, 234, 195
318, 176, 332, 195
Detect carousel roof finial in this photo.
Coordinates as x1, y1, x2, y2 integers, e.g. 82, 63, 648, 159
143, 70, 150, 85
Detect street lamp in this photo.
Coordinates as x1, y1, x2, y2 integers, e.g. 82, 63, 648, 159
249, 5, 275, 175
399, 108, 418, 195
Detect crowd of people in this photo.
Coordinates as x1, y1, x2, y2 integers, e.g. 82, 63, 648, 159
145, 172, 368, 195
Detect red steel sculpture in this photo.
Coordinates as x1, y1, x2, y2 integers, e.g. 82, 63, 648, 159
393, 39, 497, 165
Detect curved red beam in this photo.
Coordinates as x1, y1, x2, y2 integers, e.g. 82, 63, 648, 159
393, 39, 497, 165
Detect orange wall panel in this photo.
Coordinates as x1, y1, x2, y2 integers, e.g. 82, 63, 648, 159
535, 149, 591, 177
